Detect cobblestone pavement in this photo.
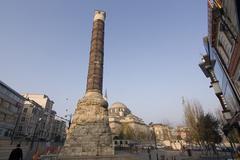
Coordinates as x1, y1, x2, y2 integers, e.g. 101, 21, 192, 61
115, 149, 232, 160
39, 149, 233, 160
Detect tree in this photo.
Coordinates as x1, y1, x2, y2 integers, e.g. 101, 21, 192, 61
198, 113, 222, 143
119, 124, 136, 140
197, 113, 222, 154
183, 99, 204, 144
183, 99, 222, 154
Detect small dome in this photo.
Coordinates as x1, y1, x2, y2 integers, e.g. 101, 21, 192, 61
110, 102, 128, 109
109, 102, 131, 116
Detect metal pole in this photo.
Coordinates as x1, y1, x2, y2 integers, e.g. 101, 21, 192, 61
11, 103, 23, 145
68, 114, 72, 129
152, 126, 159, 160
149, 122, 159, 160
30, 123, 38, 149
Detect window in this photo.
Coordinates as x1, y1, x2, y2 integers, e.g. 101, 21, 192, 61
6, 116, 14, 123
2, 101, 9, 108
32, 107, 37, 114
9, 105, 18, 113
0, 113, 6, 121
28, 127, 32, 134
224, 83, 239, 114
18, 126, 22, 131
3, 114, 6, 121
23, 108, 28, 113
0, 129, 3, 136
21, 117, 25, 122
4, 130, 9, 136
214, 61, 224, 86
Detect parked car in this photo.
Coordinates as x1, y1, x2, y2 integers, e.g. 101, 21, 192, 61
156, 145, 165, 149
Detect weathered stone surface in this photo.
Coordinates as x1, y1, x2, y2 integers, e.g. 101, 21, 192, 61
86, 14, 105, 94
59, 10, 114, 159
59, 92, 114, 157
58, 155, 138, 160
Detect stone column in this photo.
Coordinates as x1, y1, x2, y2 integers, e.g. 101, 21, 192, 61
59, 10, 114, 159
86, 10, 106, 94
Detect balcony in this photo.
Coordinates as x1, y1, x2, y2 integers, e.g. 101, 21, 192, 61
210, 81, 222, 95
199, 55, 216, 78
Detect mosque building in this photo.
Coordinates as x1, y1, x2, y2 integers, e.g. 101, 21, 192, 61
108, 102, 152, 146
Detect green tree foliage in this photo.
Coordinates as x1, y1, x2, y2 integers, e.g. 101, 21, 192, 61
184, 99, 222, 149
198, 113, 222, 144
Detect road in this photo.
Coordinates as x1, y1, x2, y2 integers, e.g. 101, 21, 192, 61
115, 149, 232, 160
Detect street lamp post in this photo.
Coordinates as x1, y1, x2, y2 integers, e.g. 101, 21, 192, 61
149, 122, 159, 160
65, 113, 72, 129
65, 99, 73, 129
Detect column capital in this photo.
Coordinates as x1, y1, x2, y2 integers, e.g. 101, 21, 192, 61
94, 10, 106, 21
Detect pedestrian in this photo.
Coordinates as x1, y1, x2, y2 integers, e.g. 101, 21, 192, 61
8, 144, 23, 160
147, 147, 151, 160
187, 148, 192, 157
182, 145, 185, 153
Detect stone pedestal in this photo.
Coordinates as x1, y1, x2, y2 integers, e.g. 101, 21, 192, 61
59, 92, 114, 158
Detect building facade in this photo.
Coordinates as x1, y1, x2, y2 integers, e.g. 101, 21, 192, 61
51, 117, 67, 143
15, 98, 43, 141
151, 124, 173, 146
108, 102, 152, 145
23, 94, 56, 141
0, 81, 67, 147
199, 0, 240, 137
150, 124, 190, 150
0, 81, 25, 140
174, 126, 190, 142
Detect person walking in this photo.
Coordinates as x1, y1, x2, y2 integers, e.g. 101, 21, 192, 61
147, 147, 151, 160
8, 144, 23, 160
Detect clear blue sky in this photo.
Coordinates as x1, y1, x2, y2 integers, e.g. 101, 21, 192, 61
0, 0, 220, 125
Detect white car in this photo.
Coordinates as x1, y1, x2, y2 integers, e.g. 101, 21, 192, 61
156, 145, 165, 149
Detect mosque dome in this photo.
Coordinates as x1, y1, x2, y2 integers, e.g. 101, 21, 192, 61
109, 102, 131, 116
111, 102, 128, 109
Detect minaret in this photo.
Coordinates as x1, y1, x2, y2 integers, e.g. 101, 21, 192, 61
59, 10, 114, 158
